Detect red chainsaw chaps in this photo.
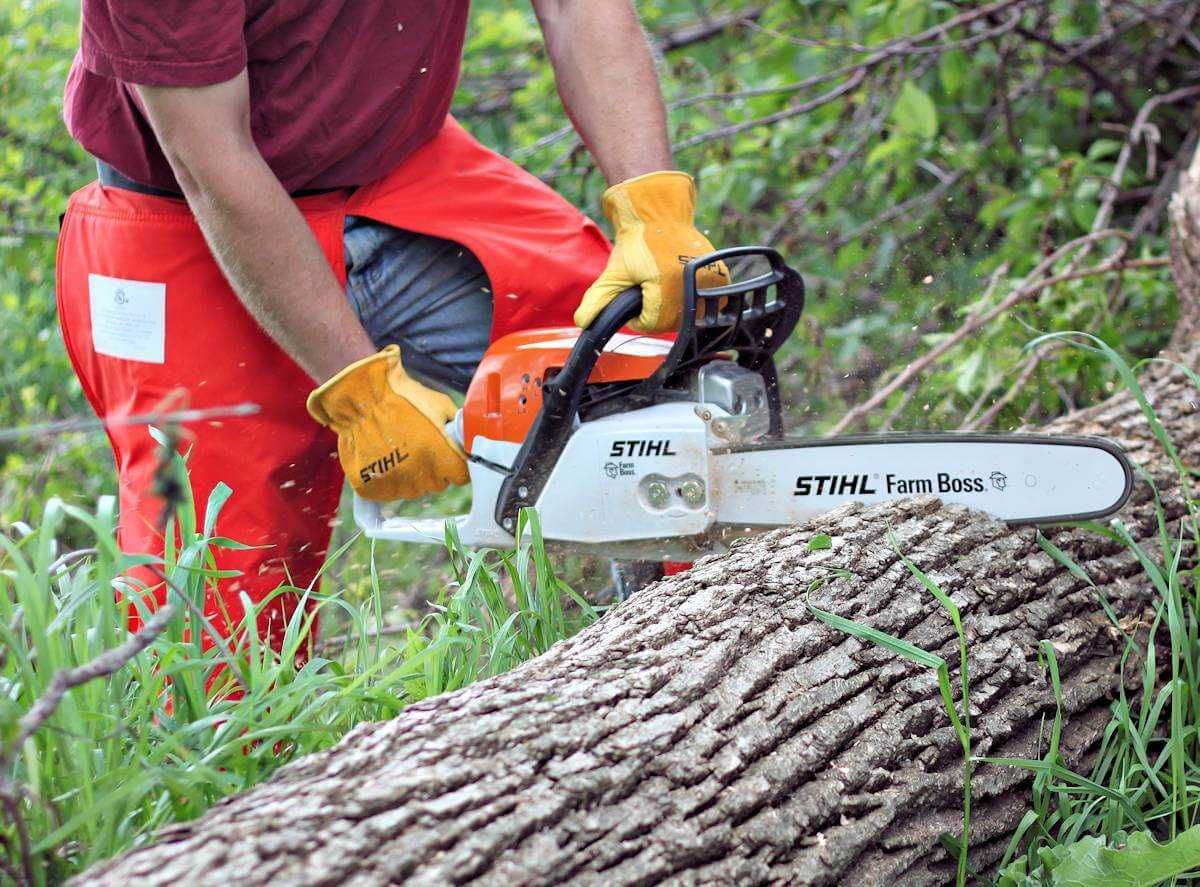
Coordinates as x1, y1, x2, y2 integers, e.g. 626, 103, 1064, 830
347, 118, 611, 338
55, 116, 610, 653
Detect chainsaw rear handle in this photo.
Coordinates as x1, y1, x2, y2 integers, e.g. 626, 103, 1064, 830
494, 246, 805, 531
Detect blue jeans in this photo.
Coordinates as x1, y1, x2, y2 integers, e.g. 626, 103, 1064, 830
343, 216, 493, 393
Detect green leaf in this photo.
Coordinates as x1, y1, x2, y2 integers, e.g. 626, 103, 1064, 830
955, 350, 983, 395
938, 50, 969, 97
979, 192, 1017, 229
892, 81, 938, 140
866, 134, 916, 168
1070, 199, 1098, 231
807, 534, 833, 551
1086, 138, 1124, 161
1046, 828, 1200, 886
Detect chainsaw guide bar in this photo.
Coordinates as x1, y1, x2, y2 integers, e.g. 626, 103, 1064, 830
355, 247, 1134, 560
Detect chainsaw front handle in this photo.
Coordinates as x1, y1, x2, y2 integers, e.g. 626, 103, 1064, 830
493, 246, 806, 532
565, 285, 647, 383
533, 247, 802, 431
489, 244, 806, 528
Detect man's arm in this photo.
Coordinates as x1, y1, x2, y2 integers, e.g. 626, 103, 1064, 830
134, 71, 374, 383
531, 0, 673, 182
533, 0, 728, 333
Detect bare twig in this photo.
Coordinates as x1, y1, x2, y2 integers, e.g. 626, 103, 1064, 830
828, 169, 963, 250
672, 0, 1033, 112
0, 775, 34, 886
962, 344, 1056, 431
458, 7, 764, 119
749, 9, 1024, 59
763, 94, 893, 248
1, 593, 178, 882
829, 233, 1161, 434
675, 69, 868, 151
0, 402, 260, 444
808, 54, 1054, 252
0, 421, 249, 880
947, 0, 1137, 117
46, 548, 98, 576
1130, 128, 1200, 240
0, 829, 24, 887
659, 6, 763, 52
1093, 85, 1200, 238
878, 378, 922, 432
1061, 0, 1194, 62
8, 602, 179, 757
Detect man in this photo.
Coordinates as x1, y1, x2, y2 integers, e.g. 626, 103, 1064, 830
57, 0, 726, 649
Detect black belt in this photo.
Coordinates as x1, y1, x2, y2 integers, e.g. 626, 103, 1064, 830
96, 161, 184, 198
96, 160, 346, 199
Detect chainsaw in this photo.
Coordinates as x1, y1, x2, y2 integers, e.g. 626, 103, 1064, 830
354, 246, 1133, 560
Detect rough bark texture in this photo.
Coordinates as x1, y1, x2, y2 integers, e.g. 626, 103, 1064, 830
80, 151, 1200, 886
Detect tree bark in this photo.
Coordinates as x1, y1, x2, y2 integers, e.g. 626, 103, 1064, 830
78, 150, 1200, 886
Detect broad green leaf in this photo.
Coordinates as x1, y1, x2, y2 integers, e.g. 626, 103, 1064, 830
1086, 138, 1124, 161
955, 350, 983, 395
1070, 199, 1098, 232
866, 134, 916, 168
1048, 829, 1200, 886
893, 81, 938, 140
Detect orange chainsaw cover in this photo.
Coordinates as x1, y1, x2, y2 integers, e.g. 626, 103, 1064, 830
460, 327, 673, 452
55, 116, 610, 651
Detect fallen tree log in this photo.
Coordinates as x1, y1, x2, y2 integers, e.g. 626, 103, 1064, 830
79, 150, 1200, 886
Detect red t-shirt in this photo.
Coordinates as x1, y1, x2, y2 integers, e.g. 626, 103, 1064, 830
64, 1, 470, 192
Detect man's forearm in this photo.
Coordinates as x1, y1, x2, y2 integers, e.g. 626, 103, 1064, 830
175, 149, 374, 383
534, 0, 673, 183
135, 77, 374, 384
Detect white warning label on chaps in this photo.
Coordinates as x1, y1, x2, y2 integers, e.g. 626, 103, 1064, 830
88, 274, 166, 364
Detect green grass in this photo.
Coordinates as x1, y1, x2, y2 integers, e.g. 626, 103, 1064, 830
0, 458, 597, 884
807, 337, 1200, 886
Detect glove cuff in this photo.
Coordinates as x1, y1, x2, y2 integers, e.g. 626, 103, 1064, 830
306, 345, 400, 427
602, 171, 697, 230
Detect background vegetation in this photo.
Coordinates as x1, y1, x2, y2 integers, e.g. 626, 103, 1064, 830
2, 0, 1198, 881
2, 0, 1195, 589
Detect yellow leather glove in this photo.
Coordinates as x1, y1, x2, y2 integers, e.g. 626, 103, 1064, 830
574, 171, 729, 333
306, 345, 468, 502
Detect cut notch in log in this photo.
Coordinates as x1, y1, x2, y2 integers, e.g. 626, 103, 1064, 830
76, 148, 1200, 886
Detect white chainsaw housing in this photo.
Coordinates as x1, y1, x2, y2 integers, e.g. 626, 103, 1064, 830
355, 397, 1133, 560
354, 401, 723, 558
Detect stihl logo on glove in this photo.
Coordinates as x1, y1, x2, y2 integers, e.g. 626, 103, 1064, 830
307, 346, 468, 502
359, 448, 409, 486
